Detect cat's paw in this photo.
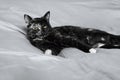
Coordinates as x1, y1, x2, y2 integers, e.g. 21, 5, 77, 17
89, 48, 96, 54
45, 49, 52, 55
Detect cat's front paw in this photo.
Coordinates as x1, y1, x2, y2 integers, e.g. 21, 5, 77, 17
45, 49, 52, 55
89, 48, 96, 54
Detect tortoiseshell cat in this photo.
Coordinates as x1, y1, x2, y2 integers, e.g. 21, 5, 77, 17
24, 11, 120, 55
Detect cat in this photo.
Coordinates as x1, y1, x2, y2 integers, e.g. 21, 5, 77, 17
24, 11, 120, 55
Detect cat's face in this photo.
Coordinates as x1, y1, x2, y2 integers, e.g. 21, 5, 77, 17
24, 11, 52, 40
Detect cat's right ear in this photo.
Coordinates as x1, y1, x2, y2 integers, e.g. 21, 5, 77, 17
24, 14, 32, 25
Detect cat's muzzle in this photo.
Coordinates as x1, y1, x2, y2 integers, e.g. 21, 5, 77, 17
36, 31, 42, 36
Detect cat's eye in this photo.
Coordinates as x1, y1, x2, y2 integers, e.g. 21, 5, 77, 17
43, 26, 47, 28
38, 27, 41, 30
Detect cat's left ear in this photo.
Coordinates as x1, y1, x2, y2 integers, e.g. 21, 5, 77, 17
43, 11, 50, 21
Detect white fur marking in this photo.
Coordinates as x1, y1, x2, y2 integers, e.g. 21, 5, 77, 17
45, 49, 52, 55
97, 43, 105, 48
89, 48, 96, 54
101, 37, 105, 41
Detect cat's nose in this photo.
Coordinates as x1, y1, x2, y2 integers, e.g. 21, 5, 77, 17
36, 31, 41, 36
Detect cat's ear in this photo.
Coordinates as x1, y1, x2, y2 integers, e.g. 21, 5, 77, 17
43, 11, 50, 21
24, 14, 32, 24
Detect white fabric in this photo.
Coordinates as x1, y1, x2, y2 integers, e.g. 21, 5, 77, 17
0, 0, 120, 80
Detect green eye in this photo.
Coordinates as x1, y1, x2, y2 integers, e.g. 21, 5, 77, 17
43, 26, 47, 28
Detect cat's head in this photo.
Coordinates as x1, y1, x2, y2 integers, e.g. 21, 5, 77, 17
24, 11, 52, 40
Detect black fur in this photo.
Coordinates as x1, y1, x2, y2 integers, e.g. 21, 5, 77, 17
24, 11, 120, 55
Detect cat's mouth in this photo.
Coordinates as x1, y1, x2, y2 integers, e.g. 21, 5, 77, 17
27, 30, 50, 41
30, 33, 43, 41
32, 34, 48, 42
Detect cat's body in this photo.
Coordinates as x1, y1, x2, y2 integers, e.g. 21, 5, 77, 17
24, 11, 120, 55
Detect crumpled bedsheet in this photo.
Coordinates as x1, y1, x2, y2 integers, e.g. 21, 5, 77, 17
0, 0, 120, 80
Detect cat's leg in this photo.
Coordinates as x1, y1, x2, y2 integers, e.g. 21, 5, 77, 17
49, 47, 63, 55
40, 46, 62, 56
42, 46, 62, 55
42, 43, 62, 55
73, 41, 97, 53
44, 47, 62, 55
34, 40, 62, 55
58, 35, 94, 53
73, 39, 96, 53
88, 43, 105, 53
